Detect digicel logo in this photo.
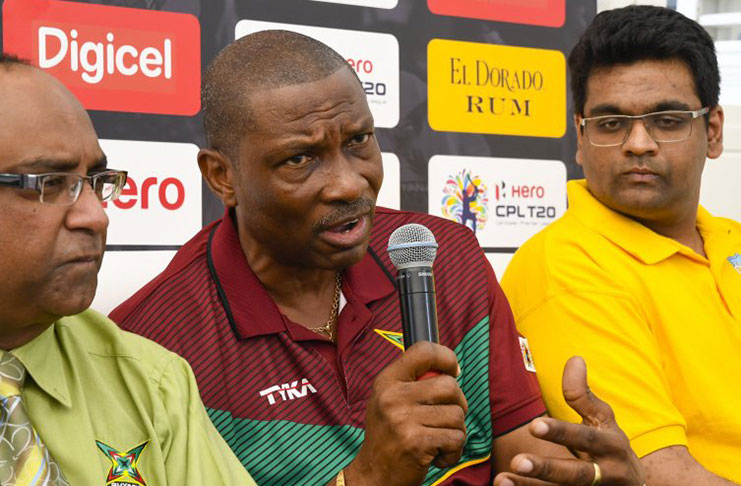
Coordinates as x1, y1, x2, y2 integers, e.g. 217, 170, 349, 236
38, 28, 173, 85
3, 0, 200, 115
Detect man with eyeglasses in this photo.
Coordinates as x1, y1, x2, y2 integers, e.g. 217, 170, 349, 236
501, 6, 741, 485
0, 55, 254, 485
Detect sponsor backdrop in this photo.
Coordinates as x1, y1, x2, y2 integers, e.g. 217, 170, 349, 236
1, 0, 594, 312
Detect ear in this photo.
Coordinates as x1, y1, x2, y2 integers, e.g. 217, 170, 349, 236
198, 148, 238, 208
706, 105, 724, 160
574, 114, 585, 167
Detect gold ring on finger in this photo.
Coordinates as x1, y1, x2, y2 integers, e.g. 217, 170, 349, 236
590, 462, 602, 486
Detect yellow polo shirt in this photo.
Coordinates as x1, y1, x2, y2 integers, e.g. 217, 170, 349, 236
501, 180, 741, 482
12, 309, 255, 486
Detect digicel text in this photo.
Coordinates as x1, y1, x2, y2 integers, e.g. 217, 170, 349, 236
2, 0, 201, 115
39, 28, 172, 85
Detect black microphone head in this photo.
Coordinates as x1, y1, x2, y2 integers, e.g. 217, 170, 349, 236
387, 223, 438, 269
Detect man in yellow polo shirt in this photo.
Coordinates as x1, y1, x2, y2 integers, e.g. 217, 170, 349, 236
0, 56, 254, 484
502, 6, 741, 486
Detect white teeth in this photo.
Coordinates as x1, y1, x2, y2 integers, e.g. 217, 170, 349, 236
340, 219, 359, 233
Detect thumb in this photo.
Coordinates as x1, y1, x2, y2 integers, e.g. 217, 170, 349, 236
387, 341, 459, 382
562, 356, 615, 429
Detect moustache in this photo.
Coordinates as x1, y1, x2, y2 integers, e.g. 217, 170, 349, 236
624, 156, 660, 171
312, 198, 375, 234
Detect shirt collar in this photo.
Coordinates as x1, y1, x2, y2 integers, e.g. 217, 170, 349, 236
209, 209, 395, 340
696, 205, 727, 242
12, 323, 72, 408
567, 179, 706, 265
695, 205, 741, 262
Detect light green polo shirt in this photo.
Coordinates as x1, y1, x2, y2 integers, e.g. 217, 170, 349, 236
11, 309, 256, 486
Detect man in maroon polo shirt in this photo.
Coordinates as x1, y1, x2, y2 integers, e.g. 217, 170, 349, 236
111, 31, 644, 486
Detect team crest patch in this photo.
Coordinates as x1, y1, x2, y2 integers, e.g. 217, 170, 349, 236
519, 337, 536, 373
375, 329, 405, 351
729, 253, 741, 275
96, 440, 150, 486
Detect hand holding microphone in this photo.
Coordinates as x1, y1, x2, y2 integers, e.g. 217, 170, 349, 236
342, 224, 467, 486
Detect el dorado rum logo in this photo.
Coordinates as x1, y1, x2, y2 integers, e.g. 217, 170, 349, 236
428, 39, 566, 138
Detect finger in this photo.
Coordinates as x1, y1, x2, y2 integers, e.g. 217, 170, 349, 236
402, 426, 465, 469
411, 374, 469, 412
418, 370, 442, 380
433, 449, 463, 470
528, 417, 620, 456
562, 356, 616, 428
416, 404, 467, 432
492, 472, 557, 486
388, 341, 460, 382
427, 428, 466, 469
509, 453, 601, 486
369, 376, 466, 432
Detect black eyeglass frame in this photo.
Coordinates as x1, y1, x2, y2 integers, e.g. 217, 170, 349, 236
0, 170, 128, 205
579, 107, 711, 147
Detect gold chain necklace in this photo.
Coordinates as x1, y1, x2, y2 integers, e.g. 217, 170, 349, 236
308, 273, 341, 342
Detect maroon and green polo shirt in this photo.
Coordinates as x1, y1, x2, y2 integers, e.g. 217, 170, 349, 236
111, 207, 545, 486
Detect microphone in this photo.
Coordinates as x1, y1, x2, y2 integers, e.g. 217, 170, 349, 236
387, 223, 439, 350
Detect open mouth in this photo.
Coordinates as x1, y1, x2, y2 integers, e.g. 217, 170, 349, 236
318, 215, 369, 248
330, 218, 360, 233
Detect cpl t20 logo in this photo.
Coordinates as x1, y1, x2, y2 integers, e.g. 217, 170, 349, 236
441, 169, 489, 234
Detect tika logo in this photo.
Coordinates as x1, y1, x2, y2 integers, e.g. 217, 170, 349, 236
259, 378, 317, 406
3, 0, 201, 115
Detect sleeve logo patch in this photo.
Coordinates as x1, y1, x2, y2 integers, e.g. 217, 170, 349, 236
728, 253, 741, 274
519, 336, 536, 373
95, 440, 150, 486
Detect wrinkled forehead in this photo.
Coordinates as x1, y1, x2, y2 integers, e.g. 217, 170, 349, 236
246, 67, 370, 134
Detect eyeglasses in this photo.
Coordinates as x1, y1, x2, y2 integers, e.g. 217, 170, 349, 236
580, 107, 710, 147
0, 170, 128, 206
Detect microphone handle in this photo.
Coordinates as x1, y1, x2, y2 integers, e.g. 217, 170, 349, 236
396, 265, 439, 350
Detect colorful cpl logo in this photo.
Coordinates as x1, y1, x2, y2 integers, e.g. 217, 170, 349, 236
441, 169, 489, 234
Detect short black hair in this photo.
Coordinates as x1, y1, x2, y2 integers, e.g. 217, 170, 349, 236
202, 30, 355, 159
0, 54, 30, 68
569, 6, 719, 115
